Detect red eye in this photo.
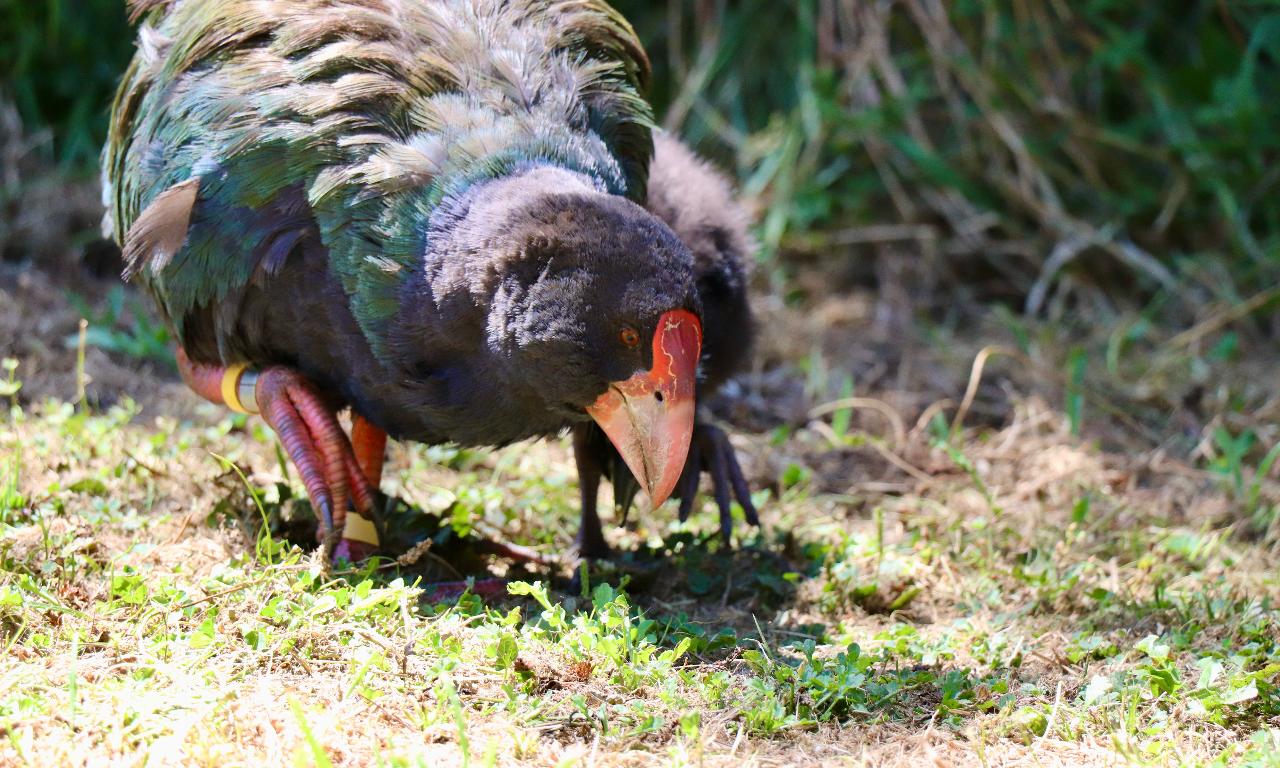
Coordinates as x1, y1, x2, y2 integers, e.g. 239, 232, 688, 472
619, 326, 641, 348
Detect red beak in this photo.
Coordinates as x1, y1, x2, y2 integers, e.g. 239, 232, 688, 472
586, 309, 702, 508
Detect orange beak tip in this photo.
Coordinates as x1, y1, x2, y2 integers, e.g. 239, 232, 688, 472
586, 309, 702, 511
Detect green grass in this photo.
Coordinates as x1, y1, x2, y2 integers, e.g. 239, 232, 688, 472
6, 1, 1280, 764
621, 0, 1280, 319
3, 355, 1280, 766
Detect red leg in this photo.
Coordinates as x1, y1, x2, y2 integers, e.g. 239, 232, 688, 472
176, 349, 379, 560
256, 368, 370, 528
177, 350, 551, 574
352, 415, 387, 489
336, 414, 387, 562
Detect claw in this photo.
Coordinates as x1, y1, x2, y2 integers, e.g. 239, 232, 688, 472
674, 421, 759, 544
316, 497, 336, 536
676, 457, 699, 523
574, 415, 758, 551
258, 368, 367, 532
708, 435, 734, 544
710, 425, 758, 526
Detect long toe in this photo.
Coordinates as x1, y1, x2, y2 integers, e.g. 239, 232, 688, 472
258, 378, 339, 535
707, 436, 734, 545
676, 458, 700, 523
676, 421, 759, 547
716, 427, 760, 527
256, 367, 382, 560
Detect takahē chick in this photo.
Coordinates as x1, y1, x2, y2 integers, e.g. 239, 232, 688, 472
103, 0, 757, 561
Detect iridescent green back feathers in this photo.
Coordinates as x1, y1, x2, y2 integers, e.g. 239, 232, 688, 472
103, 0, 654, 357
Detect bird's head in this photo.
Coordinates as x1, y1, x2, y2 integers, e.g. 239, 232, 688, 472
452, 167, 702, 506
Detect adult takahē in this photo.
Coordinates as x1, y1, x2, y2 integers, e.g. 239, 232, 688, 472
575, 132, 758, 557
103, 0, 757, 560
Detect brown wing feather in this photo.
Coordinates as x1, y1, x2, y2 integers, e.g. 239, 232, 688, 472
121, 177, 200, 280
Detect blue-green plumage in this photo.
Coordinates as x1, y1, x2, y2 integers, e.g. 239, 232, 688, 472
105, 0, 654, 360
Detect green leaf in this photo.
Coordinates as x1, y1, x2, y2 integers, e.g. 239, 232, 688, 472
493, 634, 519, 670
188, 616, 216, 649
1136, 634, 1170, 661
1083, 675, 1113, 706
1223, 681, 1259, 706
67, 477, 108, 496
288, 697, 335, 768
507, 581, 553, 612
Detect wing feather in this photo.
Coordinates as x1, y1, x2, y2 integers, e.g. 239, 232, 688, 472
121, 177, 200, 280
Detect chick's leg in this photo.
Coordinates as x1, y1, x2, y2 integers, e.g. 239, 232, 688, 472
176, 348, 379, 559
677, 419, 760, 545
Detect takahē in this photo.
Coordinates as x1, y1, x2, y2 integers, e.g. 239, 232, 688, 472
103, 0, 758, 561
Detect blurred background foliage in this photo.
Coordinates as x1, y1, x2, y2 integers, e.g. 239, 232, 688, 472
0, 0, 132, 168
4, 0, 1280, 318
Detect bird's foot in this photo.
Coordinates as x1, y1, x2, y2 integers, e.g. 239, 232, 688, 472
334, 414, 388, 562
175, 350, 385, 560
676, 421, 760, 545
254, 367, 382, 555
573, 527, 612, 562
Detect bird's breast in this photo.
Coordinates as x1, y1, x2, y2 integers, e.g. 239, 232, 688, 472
354, 362, 577, 448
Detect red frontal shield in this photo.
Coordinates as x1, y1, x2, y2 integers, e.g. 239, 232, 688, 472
586, 309, 702, 507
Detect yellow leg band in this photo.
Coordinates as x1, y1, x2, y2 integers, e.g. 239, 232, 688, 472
220, 363, 251, 414
343, 514, 380, 546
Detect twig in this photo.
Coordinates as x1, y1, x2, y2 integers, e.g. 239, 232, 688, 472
1038, 680, 1065, 746
74, 318, 88, 409
810, 421, 933, 485
821, 224, 938, 246
867, 440, 933, 485
1103, 238, 1179, 294
1026, 226, 1179, 317
808, 396, 908, 447
951, 346, 1019, 436
172, 578, 269, 611
165, 508, 200, 545
471, 522, 559, 568
288, 643, 314, 675
1025, 229, 1107, 316
1165, 285, 1280, 350
123, 448, 169, 478
911, 398, 954, 439
728, 721, 745, 757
